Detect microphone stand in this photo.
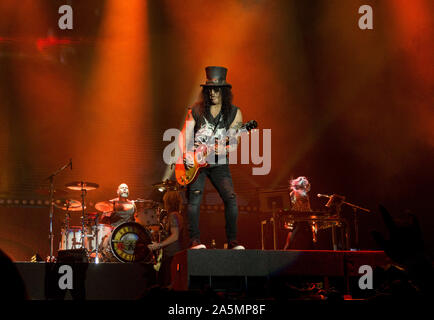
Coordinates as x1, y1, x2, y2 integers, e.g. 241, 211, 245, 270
318, 194, 370, 250
341, 201, 370, 250
80, 182, 87, 249
45, 159, 72, 262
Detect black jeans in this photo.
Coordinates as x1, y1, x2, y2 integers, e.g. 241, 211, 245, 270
157, 255, 174, 288
186, 164, 238, 243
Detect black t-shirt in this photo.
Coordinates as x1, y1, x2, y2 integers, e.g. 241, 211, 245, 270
107, 198, 136, 227
191, 103, 239, 133
163, 212, 183, 258
190, 103, 239, 165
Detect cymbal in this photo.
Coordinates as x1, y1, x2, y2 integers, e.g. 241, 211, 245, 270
95, 201, 113, 212
152, 179, 179, 191
54, 199, 84, 211
35, 188, 68, 197
65, 181, 99, 191
95, 200, 134, 212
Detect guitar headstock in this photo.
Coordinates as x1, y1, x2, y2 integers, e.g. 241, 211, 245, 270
243, 120, 258, 132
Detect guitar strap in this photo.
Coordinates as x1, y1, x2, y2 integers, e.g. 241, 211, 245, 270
210, 112, 223, 153
211, 112, 222, 136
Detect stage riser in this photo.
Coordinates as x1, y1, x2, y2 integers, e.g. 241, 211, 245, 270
15, 263, 155, 300
171, 250, 390, 293
15, 250, 389, 299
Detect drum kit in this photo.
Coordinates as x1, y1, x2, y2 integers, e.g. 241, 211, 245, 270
47, 179, 177, 263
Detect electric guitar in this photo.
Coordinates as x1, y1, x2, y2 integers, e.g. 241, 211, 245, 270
175, 120, 258, 186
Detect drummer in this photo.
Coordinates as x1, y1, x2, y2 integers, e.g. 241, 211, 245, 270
103, 183, 136, 227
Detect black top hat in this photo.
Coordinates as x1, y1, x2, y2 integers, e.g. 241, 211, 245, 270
200, 66, 232, 87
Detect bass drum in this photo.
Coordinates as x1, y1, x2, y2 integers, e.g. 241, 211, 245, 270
109, 222, 154, 263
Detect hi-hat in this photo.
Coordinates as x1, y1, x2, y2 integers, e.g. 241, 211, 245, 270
54, 199, 84, 211
152, 180, 179, 191
65, 181, 99, 191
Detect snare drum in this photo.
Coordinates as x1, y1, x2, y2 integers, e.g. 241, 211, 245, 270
59, 226, 90, 250
87, 224, 113, 252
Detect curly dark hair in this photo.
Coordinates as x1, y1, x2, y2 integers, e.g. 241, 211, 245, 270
199, 86, 233, 127
163, 190, 183, 213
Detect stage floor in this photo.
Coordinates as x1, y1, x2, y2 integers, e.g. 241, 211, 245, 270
14, 249, 390, 300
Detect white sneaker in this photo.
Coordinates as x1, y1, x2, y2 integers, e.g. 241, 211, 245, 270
231, 245, 245, 250
190, 244, 207, 249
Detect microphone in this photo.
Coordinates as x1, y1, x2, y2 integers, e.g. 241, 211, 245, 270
70, 159, 72, 170
317, 193, 331, 198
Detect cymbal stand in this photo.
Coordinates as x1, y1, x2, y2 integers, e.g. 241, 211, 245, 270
62, 205, 71, 250
65, 203, 71, 230
45, 159, 72, 262
94, 213, 99, 263
79, 182, 87, 249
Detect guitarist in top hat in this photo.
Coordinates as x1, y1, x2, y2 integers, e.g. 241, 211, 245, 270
179, 66, 245, 250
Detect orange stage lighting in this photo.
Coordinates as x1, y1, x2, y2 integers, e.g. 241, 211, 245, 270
73, 0, 151, 195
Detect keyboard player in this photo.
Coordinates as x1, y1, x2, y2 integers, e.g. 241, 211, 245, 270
283, 176, 315, 250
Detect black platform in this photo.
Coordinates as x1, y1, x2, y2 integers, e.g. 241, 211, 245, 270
171, 249, 389, 292
14, 249, 390, 300
15, 262, 155, 300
